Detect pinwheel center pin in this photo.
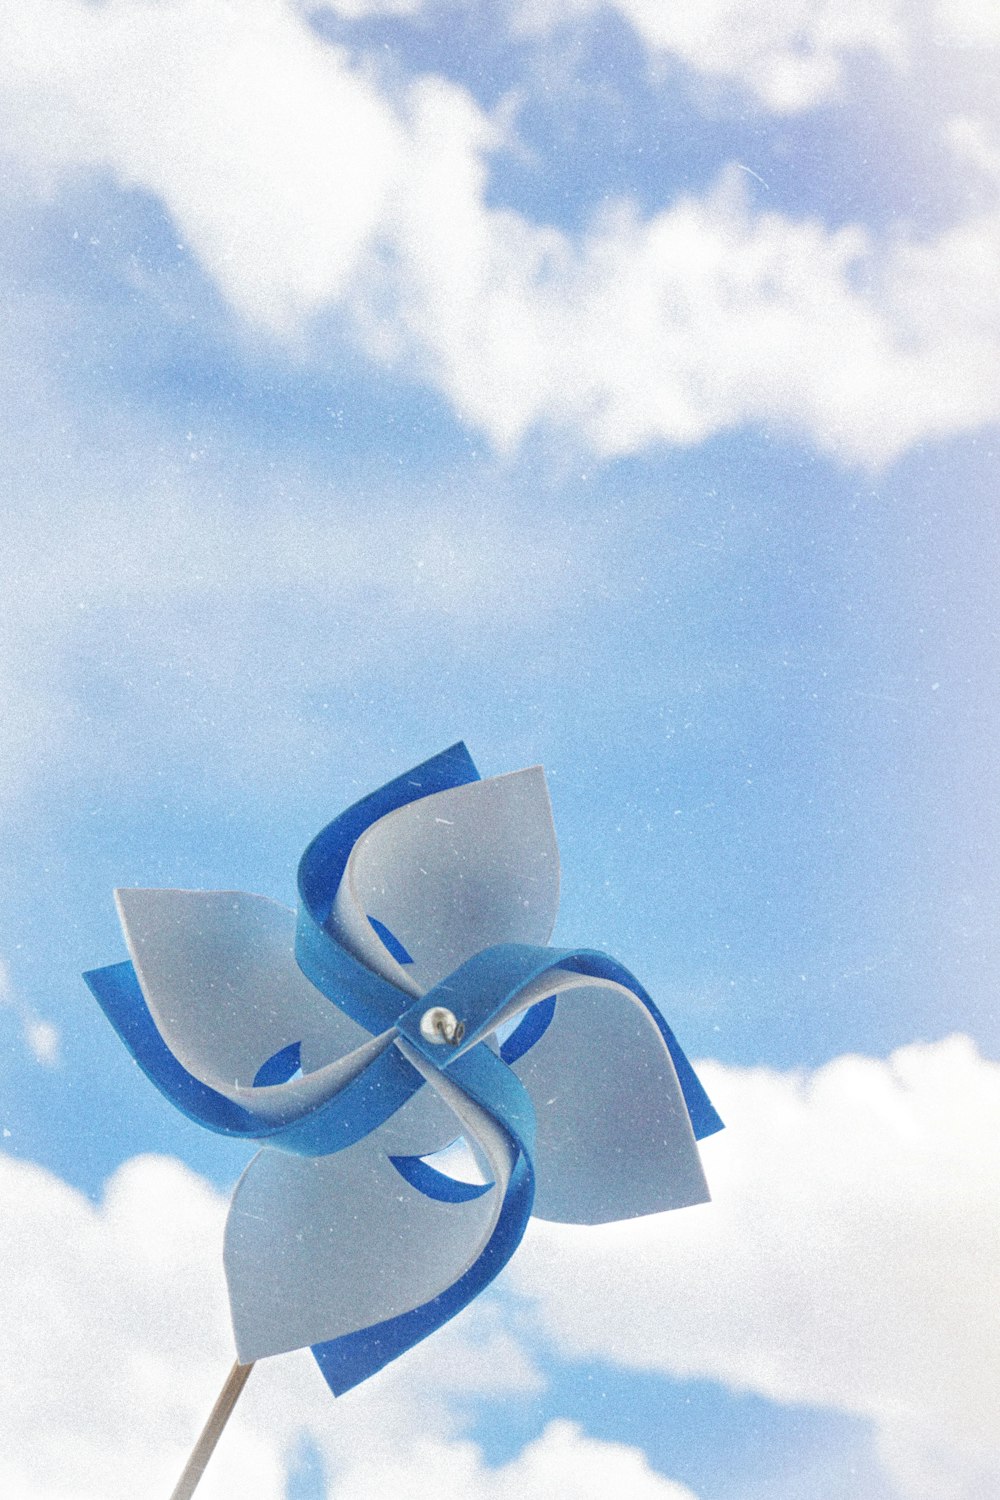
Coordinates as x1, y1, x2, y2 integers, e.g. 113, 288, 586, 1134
83, 742, 723, 1499
419, 1005, 465, 1045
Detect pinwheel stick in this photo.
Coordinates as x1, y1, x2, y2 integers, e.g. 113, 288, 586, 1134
168, 1360, 255, 1500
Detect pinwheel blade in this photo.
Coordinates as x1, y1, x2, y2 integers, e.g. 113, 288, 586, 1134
329, 768, 560, 994
224, 1051, 517, 1362
508, 978, 710, 1223
114, 888, 369, 1091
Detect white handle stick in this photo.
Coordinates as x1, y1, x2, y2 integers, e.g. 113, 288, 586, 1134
168, 1361, 255, 1500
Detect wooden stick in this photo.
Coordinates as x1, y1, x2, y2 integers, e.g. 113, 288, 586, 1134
168, 1360, 255, 1500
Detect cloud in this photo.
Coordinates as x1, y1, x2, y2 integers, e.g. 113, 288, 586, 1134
2, 1, 1000, 469
0, 0, 412, 335
378, 155, 1000, 467
515, 0, 907, 113
4, 1028, 998, 1497
0, 1148, 699, 1499
924, 0, 1000, 49
300, 0, 426, 15
0, 956, 61, 1068
518, 0, 1000, 112
24, 1020, 61, 1066
510, 1034, 1000, 1500
330, 1420, 700, 1500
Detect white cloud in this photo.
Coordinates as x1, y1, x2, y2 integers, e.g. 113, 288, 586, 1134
331, 1420, 701, 1500
931, 0, 1000, 49
378, 159, 1000, 466
0, 957, 62, 1067
510, 1034, 1000, 1500
0, 0, 406, 334
1, 1, 999, 469
516, 0, 908, 113
299, 0, 426, 15
25, 1020, 61, 1066
947, 114, 1000, 184
0, 1149, 699, 1500
0, 1152, 267, 1500
519, 0, 1000, 112
4, 1026, 998, 1498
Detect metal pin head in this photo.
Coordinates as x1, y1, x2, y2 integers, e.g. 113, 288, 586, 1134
419, 1006, 465, 1047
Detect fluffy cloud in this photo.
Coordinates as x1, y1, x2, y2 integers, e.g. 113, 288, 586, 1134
330, 1420, 700, 1500
511, 1034, 1000, 1500
934, 0, 1000, 48
4, 1039, 998, 1497
0, 0, 407, 333
0, 1148, 697, 1500
520, 0, 1000, 112
2, 0, 999, 467
382, 158, 1000, 466
302, 0, 426, 15
517, 0, 906, 113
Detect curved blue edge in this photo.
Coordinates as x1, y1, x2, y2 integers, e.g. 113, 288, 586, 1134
398, 943, 724, 1141
298, 742, 479, 926
309, 938, 720, 1398
389, 1153, 493, 1203
500, 996, 557, 1065
83, 960, 424, 1155
83, 745, 484, 1149
368, 916, 414, 966
253, 1041, 302, 1088
294, 742, 480, 1034
312, 1044, 536, 1396
557, 952, 725, 1141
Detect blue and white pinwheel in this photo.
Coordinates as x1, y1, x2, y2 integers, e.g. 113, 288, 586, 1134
85, 744, 722, 1398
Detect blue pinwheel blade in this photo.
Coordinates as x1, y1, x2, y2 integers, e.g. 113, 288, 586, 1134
507, 979, 710, 1222
113, 887, 370, 1089
224, 1039, 534, 1370
327, 767, 560, 994
393, 942, 717, 1223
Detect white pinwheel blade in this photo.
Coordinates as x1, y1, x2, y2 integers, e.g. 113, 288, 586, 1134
508, 975, 709, 1223
115, 888, 370, 1092
224, 1045, 513, 1361
328, 768, 559, 995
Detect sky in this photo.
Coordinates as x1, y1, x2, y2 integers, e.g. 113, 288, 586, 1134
1, 2, 998, 1497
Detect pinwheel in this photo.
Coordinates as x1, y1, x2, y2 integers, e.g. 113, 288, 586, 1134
85, 743, 722, 1498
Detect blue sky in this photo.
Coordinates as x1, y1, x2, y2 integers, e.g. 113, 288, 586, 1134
1, 4, 998, 1498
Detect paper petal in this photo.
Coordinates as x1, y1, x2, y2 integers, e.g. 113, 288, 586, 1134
294, 743, 481, 1035
506, 972, 710, 1223
329, 768, 560, 994
114, 888, 369, 1091
84, 956, 418, 1152
310, 1041, 535, 1395
297, 1026, 460, 1157
225, 1043, 517, 1362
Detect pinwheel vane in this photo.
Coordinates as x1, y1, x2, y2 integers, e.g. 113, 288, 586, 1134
85, 744, 722, 1498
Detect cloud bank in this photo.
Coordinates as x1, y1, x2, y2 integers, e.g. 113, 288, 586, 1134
2, 1037, 996, 1497
517, 0, 907, 113
519, 0, 1000, 111
513, 1034, 1000, 1500
1, 0, 999, 466
0, 1149, 695, 1500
